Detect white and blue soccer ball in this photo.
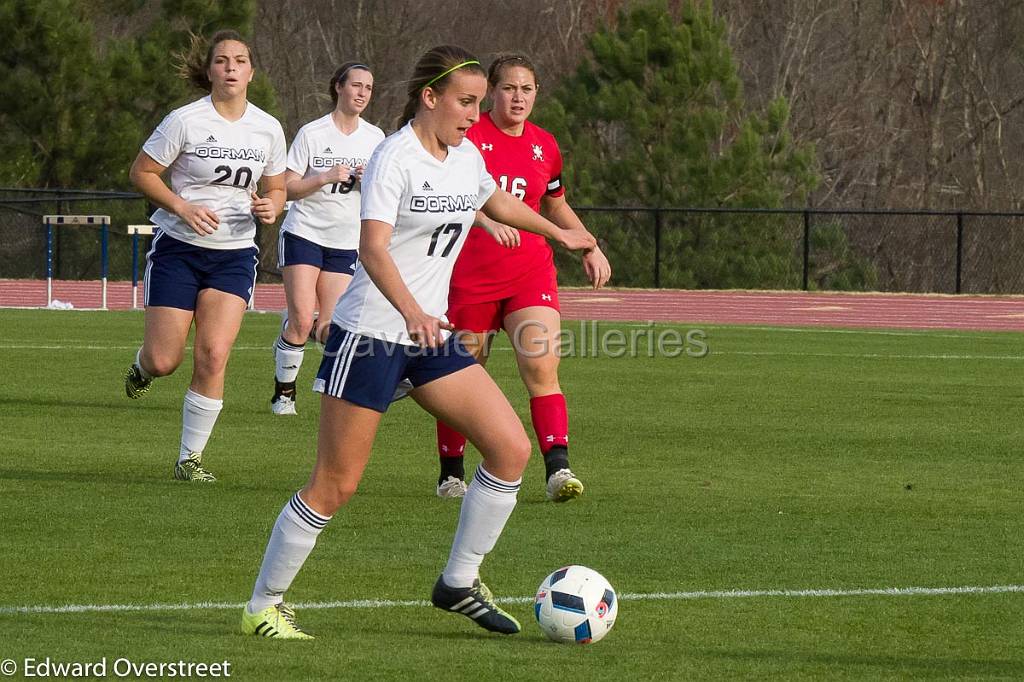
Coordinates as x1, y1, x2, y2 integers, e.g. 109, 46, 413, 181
534, 565, 617, 643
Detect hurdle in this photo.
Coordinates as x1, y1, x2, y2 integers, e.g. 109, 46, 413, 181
127, 224, 155, 309
43, 215, 111, 309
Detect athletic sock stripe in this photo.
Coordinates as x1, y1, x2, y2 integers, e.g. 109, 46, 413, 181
474, 467, 521, 493
289, 493, 329, 530
276, 336, 306, 352
289, 495, 329, 530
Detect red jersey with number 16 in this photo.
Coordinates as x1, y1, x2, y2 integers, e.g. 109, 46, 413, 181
448, 111, 566, 304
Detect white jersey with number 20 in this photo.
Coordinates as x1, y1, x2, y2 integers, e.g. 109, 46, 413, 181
332, 122, 497, 345
142, 96, 287, 250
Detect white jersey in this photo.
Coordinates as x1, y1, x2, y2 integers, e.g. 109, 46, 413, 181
142, 96, 287, 250
280, 115, 384, 250
333, 123, 497, 345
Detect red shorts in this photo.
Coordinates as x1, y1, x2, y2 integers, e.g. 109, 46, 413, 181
447, 266, 559, 334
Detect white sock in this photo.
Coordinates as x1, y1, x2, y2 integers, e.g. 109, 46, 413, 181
179, 388, 223, 461
442, 466, 520, 588
248, 492, 331, 613
274, 335, 305, 384
135, 348, 152, 380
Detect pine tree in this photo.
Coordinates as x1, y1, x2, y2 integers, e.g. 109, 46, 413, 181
0, 0, 274, 189
535, 0, 819, 288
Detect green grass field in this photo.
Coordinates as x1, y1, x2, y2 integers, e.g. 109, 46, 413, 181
1, 308, 1022, 680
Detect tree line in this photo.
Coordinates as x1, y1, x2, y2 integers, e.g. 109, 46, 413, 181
3, 0, 1022, 290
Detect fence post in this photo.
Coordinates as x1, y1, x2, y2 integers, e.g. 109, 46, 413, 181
100, 222, 109, 310
654, 208, 662, 288
802, 210, 810, 291
132, 231, 139, 308
46, 221, 53, 307
955, 212, 964, 294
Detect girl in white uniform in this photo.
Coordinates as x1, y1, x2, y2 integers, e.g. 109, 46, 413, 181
271, 62, 385, 415
241, 45, 596, 639
124, 31, 287, 483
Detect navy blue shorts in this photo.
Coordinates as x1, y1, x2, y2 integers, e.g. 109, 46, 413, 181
312, 325, 477, 412
278, 231, 358, 274
144, 231, 258, 311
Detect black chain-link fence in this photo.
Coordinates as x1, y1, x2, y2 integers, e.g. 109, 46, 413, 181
3, 190, 1024, 294
560, 207, 1024, 294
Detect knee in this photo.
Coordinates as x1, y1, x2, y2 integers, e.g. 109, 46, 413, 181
503, 432, 532, 472
144, 352, 180, 377
287, 316, 314, 343
193, 344, 231, 376
308, 477, 358, 515
521, 362, 560, 396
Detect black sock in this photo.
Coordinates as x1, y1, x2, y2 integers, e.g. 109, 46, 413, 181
543, 446, 570, 480
439, 455, 465, 485
273, 380, 296, 400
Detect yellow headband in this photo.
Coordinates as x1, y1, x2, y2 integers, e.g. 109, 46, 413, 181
423, 60, 480, 90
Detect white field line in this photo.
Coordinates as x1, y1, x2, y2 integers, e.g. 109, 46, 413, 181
714, 351, 1024, 361
2, 584, 1021, 616
1, 344, 1021, 362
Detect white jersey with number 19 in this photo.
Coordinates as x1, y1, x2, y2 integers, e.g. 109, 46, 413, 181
280, 115, 385, 249
142, 95, 287, 250
332, 122, 497, 346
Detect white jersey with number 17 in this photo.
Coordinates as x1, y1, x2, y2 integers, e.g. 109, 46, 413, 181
332, 122, 497, 345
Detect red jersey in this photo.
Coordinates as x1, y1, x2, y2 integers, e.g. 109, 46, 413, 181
449, 111, 566, 303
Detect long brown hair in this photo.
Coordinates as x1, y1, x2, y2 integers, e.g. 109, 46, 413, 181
398, 45, 486, 127
176, 30, 253, 92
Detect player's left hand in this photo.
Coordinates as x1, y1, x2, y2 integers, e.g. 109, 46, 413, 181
251, 191, 278, 224
582, 246, 611, 289
484, 220, 520, 249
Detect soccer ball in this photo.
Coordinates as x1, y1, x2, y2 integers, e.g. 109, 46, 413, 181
534, 565, 617, 643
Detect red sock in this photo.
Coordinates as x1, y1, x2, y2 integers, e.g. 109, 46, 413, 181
437, 420, 467, 458
530, 393, 569, 454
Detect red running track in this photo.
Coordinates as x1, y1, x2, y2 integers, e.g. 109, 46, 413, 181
2, 279, 1023, 332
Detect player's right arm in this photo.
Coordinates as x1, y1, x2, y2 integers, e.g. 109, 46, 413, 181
129, 151, 219, 236
358, 219, 452, 347
284, 124, 360, 200
285, 165, 359, 201
481, 189, 595, 252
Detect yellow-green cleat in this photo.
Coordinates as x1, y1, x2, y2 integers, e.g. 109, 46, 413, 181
546, 468, 584, 502
174, 453, 216, 482
124, 364, 153, 399
241, 603, 314, 640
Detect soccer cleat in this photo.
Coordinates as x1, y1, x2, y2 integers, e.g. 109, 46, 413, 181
270, 394, 297, 415
546, 468, 584, 502
124, 364, 152, 399
436, 476, 468, 499
431, 576, 521, 635
241, 602, 314, 640
173, 452, 216, 482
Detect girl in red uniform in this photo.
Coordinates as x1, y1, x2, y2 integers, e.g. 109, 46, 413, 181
435, 54, 612, 501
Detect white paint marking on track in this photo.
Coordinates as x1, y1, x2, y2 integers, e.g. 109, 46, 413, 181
2, 584, 1021, 616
